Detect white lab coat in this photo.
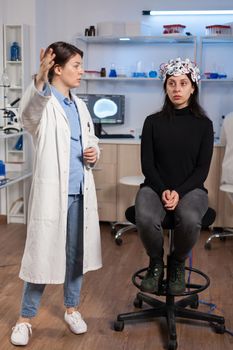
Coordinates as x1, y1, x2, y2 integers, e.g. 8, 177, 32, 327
220, 112, 233, 195
19, 81, 102, 284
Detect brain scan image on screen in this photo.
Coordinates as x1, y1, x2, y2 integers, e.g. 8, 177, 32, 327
93, 99, 117, 119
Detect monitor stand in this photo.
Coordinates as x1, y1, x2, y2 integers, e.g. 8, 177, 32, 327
94, 122, 102, 138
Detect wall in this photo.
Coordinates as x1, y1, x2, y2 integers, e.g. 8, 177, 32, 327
1, 0, 233, 134
1, 0, 233, 73
1, 0, 233, 213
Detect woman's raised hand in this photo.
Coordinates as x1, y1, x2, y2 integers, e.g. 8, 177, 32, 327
35, 48, 56, 91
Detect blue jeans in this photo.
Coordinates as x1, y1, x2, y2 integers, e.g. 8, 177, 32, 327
20, 195, 84, 318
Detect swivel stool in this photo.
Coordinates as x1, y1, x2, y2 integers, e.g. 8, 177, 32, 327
114, 207, 225, 350
111, 175, 144, 245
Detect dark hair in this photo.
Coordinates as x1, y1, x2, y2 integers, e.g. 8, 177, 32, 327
45, 41, 83, 83
161, 73, 207, 118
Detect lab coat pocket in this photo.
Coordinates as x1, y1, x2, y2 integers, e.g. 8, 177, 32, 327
31, 180, 60, 221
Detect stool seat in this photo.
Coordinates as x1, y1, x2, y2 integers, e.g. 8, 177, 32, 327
125, 205, 216, 230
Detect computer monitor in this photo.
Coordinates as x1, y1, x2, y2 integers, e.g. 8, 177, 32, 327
77, 93, 125, 136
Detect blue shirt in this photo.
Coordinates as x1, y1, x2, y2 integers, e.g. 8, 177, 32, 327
50, 86, 84, 194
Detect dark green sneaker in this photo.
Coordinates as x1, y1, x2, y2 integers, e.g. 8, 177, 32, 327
140, 263, 164, 293
168, 259, 186, 295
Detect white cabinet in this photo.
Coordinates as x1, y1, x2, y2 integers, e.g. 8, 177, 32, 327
3, 24, 30, 106
0, 24, 32, 224
93, 143, 117, 221
93, 142, 142, 222
0, 131, 32, 224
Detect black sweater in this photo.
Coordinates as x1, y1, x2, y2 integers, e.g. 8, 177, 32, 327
141, 107, 214, 198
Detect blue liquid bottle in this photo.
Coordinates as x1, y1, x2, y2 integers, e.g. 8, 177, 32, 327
109, 63, 117, 78
10, 42, 20, 61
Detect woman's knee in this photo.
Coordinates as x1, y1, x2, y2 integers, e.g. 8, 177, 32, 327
176, 209, 201, 230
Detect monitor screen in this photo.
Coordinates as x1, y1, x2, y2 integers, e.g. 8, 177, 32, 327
77, 94, 125, 125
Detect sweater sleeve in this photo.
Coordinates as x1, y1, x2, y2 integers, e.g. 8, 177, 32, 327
174, 119, 214, 197
141, 115, 167, 196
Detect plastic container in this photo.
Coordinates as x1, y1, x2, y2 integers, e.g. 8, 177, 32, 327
125, 22, 151, 36
163, 24, 186, 35
83, 70, 100, 78
97, 22, 125, 36
205, 25, 231, 36
0, 160, 6, 178
10, 42, 20, 61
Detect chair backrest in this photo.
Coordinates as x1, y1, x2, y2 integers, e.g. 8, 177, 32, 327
125, 206, 216, 230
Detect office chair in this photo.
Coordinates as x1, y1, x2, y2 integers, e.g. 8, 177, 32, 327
114, 206, 225, 350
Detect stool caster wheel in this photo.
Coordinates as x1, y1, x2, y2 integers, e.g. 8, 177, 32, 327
115, 237, 123, 245
168, 340, 177, 350
220, 236, 226, 242
204, 242, 211, 250
190, 295, 199, 309
134, 296, 143, 308
213, 323, 225, 334
114, 320, 124, 331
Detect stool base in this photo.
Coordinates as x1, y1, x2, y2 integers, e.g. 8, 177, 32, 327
114, 292, 225, 350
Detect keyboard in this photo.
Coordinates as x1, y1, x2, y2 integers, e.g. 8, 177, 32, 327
99, 134, 135, 139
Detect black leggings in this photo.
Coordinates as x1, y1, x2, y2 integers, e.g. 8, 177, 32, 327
135, 186, 208, 262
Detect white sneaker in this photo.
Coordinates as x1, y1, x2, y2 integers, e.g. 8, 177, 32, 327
64, 311, 87, 334
11, 322, 32, 346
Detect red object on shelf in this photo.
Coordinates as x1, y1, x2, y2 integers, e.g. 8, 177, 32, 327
163, 24, 186, 34
205, 25, 231, 35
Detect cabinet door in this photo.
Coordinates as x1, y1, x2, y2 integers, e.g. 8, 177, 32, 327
218, 147, 233, 227
204, 147, 220, 224
93, 143, 117, 221
116, 144, 142, 222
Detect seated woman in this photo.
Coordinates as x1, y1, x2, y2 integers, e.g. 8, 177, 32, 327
135, 58, 214, 295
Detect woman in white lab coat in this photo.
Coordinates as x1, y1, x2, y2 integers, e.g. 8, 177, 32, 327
11, 42, 102, 346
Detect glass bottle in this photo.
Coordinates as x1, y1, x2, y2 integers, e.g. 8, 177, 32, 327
0, 68, 10, 87
100, 67, 106, 77
10, 42, 20, 61
109, 63, 117, 77
89, 26, 96, 36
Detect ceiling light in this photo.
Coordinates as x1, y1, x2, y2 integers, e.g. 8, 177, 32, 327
142, 10, 233, 16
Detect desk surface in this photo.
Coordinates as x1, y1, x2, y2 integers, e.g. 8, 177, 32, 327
0, 170, 32, 189
99, 139, 223, 146
99, 138, 141, 145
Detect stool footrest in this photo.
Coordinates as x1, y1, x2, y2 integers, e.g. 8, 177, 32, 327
132, 266, 210, 297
